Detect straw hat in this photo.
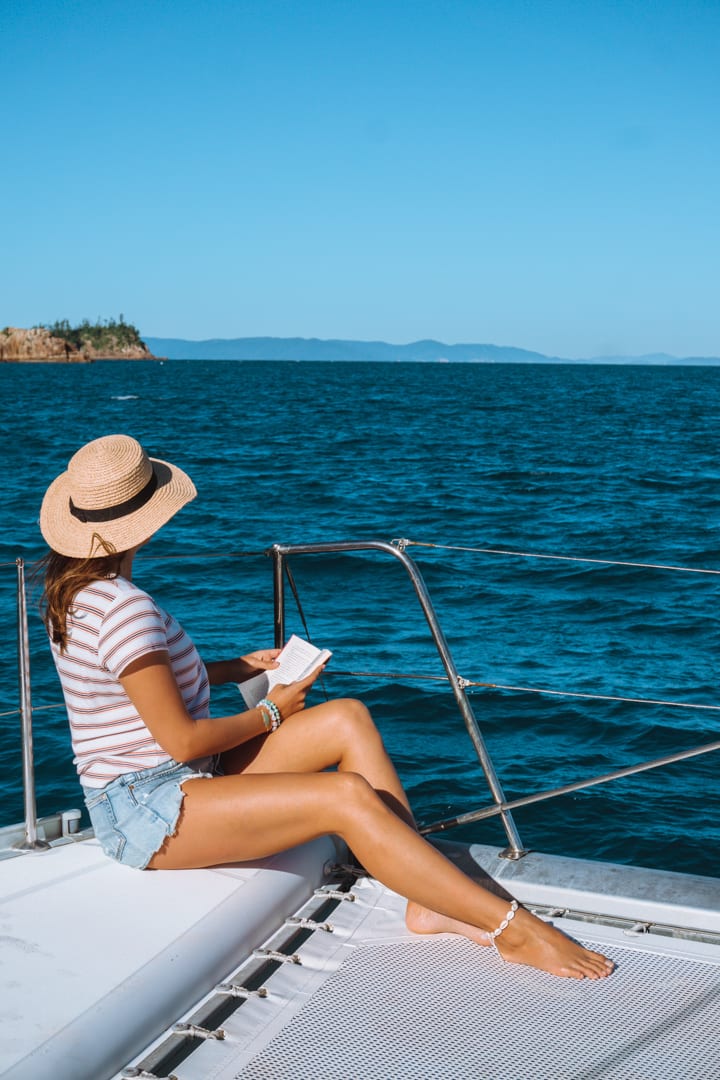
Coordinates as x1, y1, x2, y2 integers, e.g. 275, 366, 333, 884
40, 434, 197, 558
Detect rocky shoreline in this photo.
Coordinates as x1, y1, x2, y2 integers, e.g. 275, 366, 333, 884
0, 327, 156, 362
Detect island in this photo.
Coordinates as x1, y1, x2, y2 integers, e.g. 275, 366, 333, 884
0, 318, 157, 362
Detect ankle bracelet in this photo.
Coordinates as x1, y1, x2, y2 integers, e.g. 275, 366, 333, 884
490, 899, 519, 939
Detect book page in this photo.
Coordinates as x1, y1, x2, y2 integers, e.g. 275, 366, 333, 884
274, 634, 331, 682
238, 635, 332, 709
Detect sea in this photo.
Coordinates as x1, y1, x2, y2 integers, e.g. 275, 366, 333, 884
1, 359, 719, 879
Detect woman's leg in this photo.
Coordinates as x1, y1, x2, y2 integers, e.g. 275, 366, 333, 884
221, 698, 409, 816
150, 769, 612, 979
222, 698, 503, 943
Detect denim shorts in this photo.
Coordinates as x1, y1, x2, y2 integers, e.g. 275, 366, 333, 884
83, 757, 217, 869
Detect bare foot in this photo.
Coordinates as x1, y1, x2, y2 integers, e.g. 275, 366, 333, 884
495, 907, 615, 980
406, 900, 492, 948
407, 901, 614, 980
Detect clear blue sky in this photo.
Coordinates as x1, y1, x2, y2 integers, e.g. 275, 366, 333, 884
2, 0, 718, 358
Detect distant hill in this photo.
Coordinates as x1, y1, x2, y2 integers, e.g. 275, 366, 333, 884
144, 336, 554, 363
144, 336, 720, 365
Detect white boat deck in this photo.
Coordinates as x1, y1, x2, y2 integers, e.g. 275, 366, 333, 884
3, 826, 717, 1080
0, 830, 340, 1080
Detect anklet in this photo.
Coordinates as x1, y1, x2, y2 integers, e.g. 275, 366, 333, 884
490, 898, 518, 941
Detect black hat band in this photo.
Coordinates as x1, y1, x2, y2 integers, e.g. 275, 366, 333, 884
69, 471, 158, 524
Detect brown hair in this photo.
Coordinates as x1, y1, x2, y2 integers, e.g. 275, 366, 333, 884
38, 540, 126, 650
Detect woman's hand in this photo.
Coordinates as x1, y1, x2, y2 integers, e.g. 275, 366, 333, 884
239, 649, 282, 675
206, 649, 281, 686
268, 661, 326, 721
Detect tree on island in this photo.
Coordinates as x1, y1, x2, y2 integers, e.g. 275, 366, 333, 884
38, 315, 145, 353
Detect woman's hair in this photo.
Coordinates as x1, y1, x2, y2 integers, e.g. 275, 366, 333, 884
38, 541, 125, 650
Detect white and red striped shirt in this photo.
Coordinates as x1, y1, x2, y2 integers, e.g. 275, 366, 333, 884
50, 576, 210, 787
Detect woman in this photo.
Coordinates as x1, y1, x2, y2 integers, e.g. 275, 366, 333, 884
39, 433, 613, 980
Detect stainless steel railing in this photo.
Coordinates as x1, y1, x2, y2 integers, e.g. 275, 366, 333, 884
6, 540, 719, 860
269, 539, 720, 854
13, 559, 49, 851
270, 540, 527, 858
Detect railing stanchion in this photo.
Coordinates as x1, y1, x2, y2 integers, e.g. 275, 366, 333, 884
13, 558, 49, 852
271, 546, 286, 649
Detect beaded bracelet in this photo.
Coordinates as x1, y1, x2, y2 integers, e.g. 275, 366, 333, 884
258, 704, 273, 732
258, 697, 282, 732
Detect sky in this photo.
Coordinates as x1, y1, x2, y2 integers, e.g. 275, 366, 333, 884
1, 0, 718, 359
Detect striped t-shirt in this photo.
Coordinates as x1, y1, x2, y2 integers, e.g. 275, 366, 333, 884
50, 576, 210, 788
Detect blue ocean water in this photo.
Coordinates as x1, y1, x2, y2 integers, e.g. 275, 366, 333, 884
1, 359, 719, 877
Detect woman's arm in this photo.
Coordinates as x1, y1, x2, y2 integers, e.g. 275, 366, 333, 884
119, 650, 321, 761
205, 649, 281, 687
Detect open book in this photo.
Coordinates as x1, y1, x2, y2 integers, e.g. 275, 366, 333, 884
238, 634, 332, 709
